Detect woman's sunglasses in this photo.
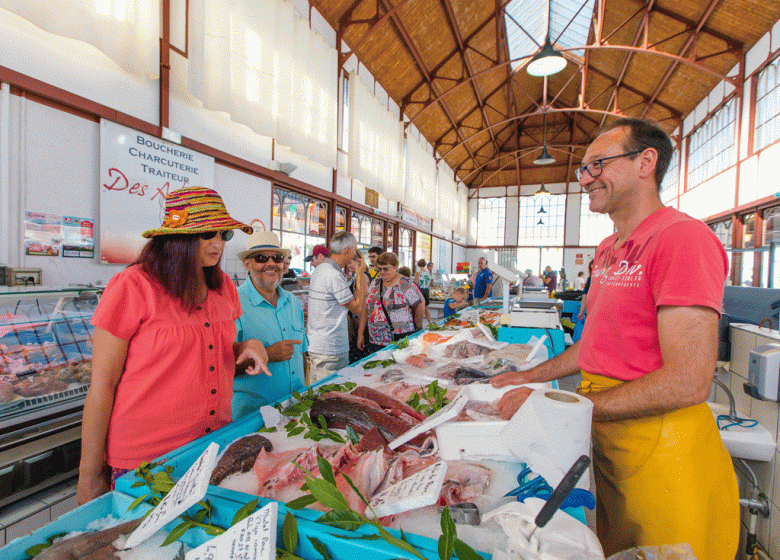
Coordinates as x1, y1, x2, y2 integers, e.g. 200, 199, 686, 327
200, 230, 234, 242
253, 253, 285, 264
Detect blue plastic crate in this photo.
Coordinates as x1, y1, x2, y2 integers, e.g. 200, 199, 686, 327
0, 490, 454, 560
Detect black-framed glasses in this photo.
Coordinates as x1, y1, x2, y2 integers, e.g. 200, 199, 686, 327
575, 150, 643, 181
253, 253, 284, 264
200, 230, 234, 242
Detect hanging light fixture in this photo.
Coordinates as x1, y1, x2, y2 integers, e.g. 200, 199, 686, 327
535, 184, 550, 196
538, 204, 547, 214
537, 217, 545, 225
534, 112, 555, 165
527, 1, 567, 77
527, 38, 567, 77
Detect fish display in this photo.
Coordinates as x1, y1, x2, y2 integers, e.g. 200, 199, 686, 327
209, 434, 273, 486
13, 374, 69, 397
309, 391, 426, 445
34, 518, 142, 560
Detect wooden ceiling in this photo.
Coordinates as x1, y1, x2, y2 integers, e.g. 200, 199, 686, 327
311, 0, 780, 191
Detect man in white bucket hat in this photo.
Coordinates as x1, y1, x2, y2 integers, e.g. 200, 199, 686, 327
233, 230, 308, 418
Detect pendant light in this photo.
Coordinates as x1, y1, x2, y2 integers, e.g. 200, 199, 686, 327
537, 217, 545, 225
535, 184, 550, 196
538, 203, 547, 214
527, 1, 567, 77
534, 112, 555, 165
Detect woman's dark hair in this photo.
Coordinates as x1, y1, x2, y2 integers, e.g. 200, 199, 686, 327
134, 234, 224, 312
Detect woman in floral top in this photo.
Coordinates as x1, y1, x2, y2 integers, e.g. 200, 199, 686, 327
366, 252, 425, 348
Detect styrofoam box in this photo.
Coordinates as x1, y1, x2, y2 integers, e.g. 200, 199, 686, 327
436, 382, 552, 462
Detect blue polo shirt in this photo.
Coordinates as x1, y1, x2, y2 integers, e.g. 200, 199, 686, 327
233, 279, 308, 419
474, 268, 494, 298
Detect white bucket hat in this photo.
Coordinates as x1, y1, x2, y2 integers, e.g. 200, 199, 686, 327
237, 230, 291, 260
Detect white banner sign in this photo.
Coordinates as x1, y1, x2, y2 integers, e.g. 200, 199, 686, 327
99, 120, 215, 264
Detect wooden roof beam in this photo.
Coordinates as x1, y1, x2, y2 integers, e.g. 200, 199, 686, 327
651, 4, 743, 52
376, 0, 479, 167
599, 0, 655, 126
439, 0, 501, 155
640, 0, 721, 118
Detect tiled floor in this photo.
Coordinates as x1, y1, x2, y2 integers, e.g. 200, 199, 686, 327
0, 479, 78, 547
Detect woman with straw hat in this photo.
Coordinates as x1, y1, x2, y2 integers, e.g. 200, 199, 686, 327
77, 187, 271, 505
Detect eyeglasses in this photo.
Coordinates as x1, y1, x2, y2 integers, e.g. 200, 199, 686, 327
253, 253, 284, 264
200, 230, 234, 242
575, 150, 643, 181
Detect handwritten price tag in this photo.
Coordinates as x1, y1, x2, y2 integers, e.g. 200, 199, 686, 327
388, 391, 469, 449
124, 442, 220, 549
185, 502, 277, 560
368, 461, 448, 518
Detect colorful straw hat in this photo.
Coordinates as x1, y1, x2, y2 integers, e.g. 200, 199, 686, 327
142, 187, 252, 238
237, 231, 291, 260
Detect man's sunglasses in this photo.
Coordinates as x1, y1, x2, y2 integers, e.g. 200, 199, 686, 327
253, 253, 285, 264
200, 230, 234, 242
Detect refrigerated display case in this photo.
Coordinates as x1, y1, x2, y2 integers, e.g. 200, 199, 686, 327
0, 287, 100, 508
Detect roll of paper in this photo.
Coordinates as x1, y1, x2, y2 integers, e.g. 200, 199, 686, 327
500, 389, 593, 489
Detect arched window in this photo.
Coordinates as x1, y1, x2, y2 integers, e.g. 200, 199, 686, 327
579, 194, 614, 246
756, 58, 780, 150
518, 194, 565, 245
687, 97, 736, 187
476, 198, 506, 245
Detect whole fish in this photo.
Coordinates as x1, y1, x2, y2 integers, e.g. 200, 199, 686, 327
34, 518, 142, 560
453, 366, 493, 385
209, 434, 273, 486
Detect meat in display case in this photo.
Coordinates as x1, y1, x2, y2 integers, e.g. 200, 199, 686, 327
0, 287, 101, 507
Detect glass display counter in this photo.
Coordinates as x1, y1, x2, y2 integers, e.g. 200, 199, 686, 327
0, 287, 100, 507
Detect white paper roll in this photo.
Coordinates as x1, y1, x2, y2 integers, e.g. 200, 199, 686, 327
499, 389, 593, 489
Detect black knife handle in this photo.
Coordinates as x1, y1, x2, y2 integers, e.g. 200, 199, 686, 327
534, 455, 591, 529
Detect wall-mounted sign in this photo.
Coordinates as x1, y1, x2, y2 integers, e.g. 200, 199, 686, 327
400, 206, 432, 231
62, 216, 94, 258
24, 212, 61, 256
99, 120, 215, 264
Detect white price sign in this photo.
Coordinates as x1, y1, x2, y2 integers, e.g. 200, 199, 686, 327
124, 442, 220, 549
368, 461, 448, 518
185, 502, 277, 560
388, 391, 469, 449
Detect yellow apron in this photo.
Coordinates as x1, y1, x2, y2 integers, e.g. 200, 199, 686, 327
579, 372, 739, 559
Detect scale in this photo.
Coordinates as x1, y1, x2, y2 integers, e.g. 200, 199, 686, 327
508, 291, 564, 329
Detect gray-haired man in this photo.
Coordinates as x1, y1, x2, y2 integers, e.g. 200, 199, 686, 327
306, 231, 367, 381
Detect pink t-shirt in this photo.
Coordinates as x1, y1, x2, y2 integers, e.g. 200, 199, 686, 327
578, 207, 727, 382
91, 265, 241, 469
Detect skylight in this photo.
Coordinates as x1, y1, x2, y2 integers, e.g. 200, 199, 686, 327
505, 0, 595, 71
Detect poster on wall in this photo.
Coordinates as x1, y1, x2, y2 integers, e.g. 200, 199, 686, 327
24, 212, 62, 256
62, 216, 95, 258
99, 120, 215, 264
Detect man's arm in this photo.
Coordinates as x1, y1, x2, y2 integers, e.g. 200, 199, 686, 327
491, 342, 582, 418
583, 305, 718, 422
344, 260, 367, 315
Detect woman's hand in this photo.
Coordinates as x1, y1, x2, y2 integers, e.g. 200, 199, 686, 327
77, 466, 110, 505
235, 340, 272, 376
357, 331, 365, 350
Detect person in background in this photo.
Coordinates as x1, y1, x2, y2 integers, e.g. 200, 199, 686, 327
414, 258, 433, 324
444, 286, 469, 318
398, 266, 412, 278
523, 269, 543, 287
233, 231, 307, 419
367, 246, 383, 280
473, 257, 494, 302
304, 244, 329, 269
282, 255, 296, 278
491, 118, 738, 559
346, 249, 370, 363
426, 261, 436, 288
578, 259, 594, 321
365, 252, 424, 350
541, 265, 557, 295
307, 232, 366, 381
77, 187, 270, 504
574, 271, 586, 291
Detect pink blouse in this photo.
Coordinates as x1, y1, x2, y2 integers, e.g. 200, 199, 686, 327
91, 265, 241, 469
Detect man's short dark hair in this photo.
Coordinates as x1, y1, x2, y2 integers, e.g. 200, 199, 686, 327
600, 117, 673, 189
368, 246, 383, 256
